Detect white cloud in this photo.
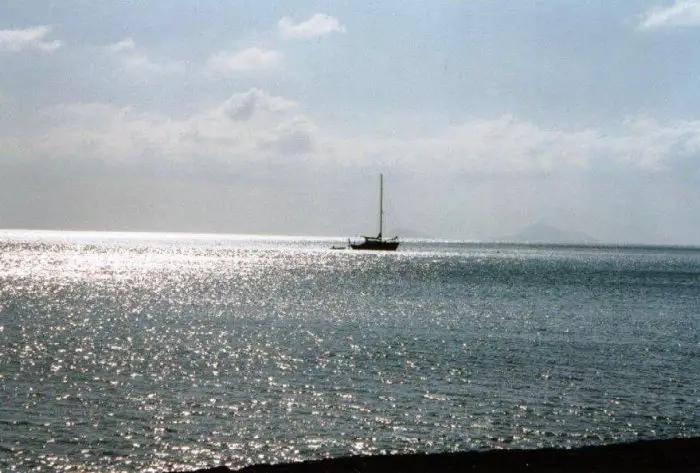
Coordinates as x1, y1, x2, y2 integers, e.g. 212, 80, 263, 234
122, 53, 160, 71
105, 38, 182, 74
206, 47, 283, 72
278, 14, 346, 40
23, 89, 309, 166
219, 88, 297, 121
11, 91, 700, 180
259, 116, 318, 154
605, 116, 700, 169
0, 25, 61, 52
323, 115, 700, 179
638, 0, 700, 30
107, 37, 136, 53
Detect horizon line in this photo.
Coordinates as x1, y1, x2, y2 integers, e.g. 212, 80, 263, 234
1, 228, 699, 250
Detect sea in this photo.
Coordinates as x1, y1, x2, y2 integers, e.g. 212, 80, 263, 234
1, 230, 698, 472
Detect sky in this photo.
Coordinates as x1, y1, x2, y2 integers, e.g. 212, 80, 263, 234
1, 0, 700, 244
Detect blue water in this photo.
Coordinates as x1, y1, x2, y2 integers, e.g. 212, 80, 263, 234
1, 231, 699, 471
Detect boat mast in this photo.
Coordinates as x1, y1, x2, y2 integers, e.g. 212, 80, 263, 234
378, 173, 383, 239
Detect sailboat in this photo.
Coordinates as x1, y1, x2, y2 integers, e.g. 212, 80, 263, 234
349, 174, 399, 251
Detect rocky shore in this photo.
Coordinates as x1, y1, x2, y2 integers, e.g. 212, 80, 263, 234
173, 437, 699, 473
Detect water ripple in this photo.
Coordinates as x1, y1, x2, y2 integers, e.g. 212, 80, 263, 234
1, 235, 698, 471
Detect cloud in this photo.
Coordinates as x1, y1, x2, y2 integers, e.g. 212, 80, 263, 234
17, 88, 309, 168
259, 116, 317, 154
9, 90, 700, 182
278, 14, 346, 39
107, 37, 136, 53
605, 117, 700, 170
105, 37, 182, 74
320, 115, 700, 180
638, 0, 700, 30
206, 47, 282, 72
0, 25, 61, 52
220, 88, 297, 121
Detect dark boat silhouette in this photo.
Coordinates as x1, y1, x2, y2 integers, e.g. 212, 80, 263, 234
349, 174, 399, 251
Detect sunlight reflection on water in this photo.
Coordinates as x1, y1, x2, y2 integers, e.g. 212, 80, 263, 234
1, 232, 699, 471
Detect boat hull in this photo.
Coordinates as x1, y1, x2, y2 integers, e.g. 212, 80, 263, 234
349, 239, 399, 251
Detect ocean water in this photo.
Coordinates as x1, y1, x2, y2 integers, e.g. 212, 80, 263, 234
1, 231, 698, 472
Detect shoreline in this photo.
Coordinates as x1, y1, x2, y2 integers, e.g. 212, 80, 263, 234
173, 437, 700, 473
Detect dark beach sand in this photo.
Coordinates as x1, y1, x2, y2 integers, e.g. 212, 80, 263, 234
173, 437, 699, 473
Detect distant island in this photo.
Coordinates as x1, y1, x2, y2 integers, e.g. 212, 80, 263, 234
497, 223, 598, 245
